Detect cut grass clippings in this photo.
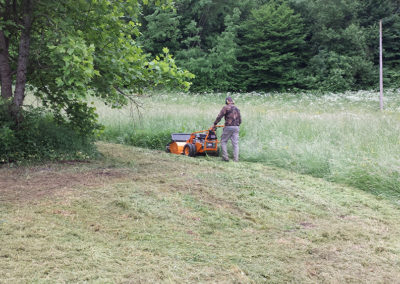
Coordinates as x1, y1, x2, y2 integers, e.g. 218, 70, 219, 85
1, 143, 400, 282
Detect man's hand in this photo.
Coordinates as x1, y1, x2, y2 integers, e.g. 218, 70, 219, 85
211, 125, 216, 131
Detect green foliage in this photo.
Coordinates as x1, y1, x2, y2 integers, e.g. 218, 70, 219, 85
293, 0, 375, 90
305, 51, 376, 91
31, 0, 191, 121
1, 0, 193, 160
124, 129, 171, 150
176, 8, 241, 91
140, 7, 182, 54
136, 0, 400, 92
292, 0, 400, 90
175, 47, 212, 91
102, 125, 171, 150
139, 0, 243, 91
173, 0, 239, 47
236, 1, 307, 91
382, 14, 400, 88
200, 9, 241, 91
0, 99, 96, 163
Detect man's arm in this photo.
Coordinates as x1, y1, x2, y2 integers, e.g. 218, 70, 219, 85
238, 108, 242, 125
214, 106, 227, 126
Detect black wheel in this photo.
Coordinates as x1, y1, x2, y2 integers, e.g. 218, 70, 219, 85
165, 142, 172, 153
190, 144, 197, 156
183, 143, 196, 157
207, 147, 220, 157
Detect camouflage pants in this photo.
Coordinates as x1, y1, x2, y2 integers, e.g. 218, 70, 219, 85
220, 126, 239, 162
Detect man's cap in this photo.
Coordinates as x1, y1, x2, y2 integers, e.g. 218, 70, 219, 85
225, 96, 234, 104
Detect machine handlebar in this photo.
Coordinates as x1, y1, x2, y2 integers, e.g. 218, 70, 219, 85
191, 125, 223, 135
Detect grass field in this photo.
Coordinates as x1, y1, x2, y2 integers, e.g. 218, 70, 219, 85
96, 90, 400, 200
1, 143, 400, 282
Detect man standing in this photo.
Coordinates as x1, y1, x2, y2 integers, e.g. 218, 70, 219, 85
213, 97, 242, 162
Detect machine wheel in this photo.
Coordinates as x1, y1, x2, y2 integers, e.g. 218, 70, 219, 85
183, 144, 196, 157
165, 142, 172, 153
190, 144, 197, 156
207, 147, 220, 157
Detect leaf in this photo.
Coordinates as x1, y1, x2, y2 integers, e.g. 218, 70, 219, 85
56, 77, 64, 87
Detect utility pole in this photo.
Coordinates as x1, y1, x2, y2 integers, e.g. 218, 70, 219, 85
379, 19, 384, 111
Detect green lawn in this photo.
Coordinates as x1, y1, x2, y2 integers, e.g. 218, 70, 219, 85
1, 143, 399, 282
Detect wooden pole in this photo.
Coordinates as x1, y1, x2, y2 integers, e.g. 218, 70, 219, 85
379, 20, 384, 111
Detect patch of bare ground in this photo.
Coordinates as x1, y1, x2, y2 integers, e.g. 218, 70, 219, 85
0, 162, 132, 203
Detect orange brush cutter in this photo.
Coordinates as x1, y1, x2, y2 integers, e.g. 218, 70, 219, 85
166, 125, 223, 157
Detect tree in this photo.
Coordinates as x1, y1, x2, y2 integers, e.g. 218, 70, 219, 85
206, 8, 241, 91
357, 0, 400, 87
138, 0, 246, 91
382, 14, 400, 86
139, 6, 182, 55
236, 1, 307, 91
0, 0, 193, 130
174, 7, 241, 91
291, 0, 379, 90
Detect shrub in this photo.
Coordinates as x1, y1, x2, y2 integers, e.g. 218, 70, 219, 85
0, 100, 97, 163
123, 130, 171, 150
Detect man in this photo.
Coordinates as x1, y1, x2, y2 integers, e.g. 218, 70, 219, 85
212, 96, 242, 162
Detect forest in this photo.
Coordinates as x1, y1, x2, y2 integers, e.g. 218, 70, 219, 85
139, 0, 400, 92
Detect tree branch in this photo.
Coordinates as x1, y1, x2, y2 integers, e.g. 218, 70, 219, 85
12, 0, 18, 23
114, 86, 143, 118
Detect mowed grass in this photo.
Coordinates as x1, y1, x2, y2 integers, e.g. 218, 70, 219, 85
1, 143, 400, 282
96, 90, 400, 200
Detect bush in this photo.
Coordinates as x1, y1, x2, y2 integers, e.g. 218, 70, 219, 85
0, 101, 97, 163
305, 51, 377, 91
111, 129, 171, 150
125, 130, 171, 150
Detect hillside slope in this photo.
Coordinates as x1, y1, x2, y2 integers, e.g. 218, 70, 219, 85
1, 143, 400, 283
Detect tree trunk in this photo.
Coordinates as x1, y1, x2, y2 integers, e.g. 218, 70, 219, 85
11, 0, 34, 119
0, 1, 14, 101
0, 31, 13, 101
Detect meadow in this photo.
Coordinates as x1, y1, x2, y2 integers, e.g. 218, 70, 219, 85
3, 90, 400, 282
96, 90, 400, 200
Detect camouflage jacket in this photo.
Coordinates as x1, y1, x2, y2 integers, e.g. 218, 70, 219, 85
214, 104, 242, 126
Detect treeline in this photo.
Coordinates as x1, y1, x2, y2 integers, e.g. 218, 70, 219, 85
138, 0, 400, 92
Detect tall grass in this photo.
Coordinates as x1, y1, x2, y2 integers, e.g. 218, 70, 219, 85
95, 90, 400, 199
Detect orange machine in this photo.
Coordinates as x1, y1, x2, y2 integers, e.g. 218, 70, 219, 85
166, 125, 224, 157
